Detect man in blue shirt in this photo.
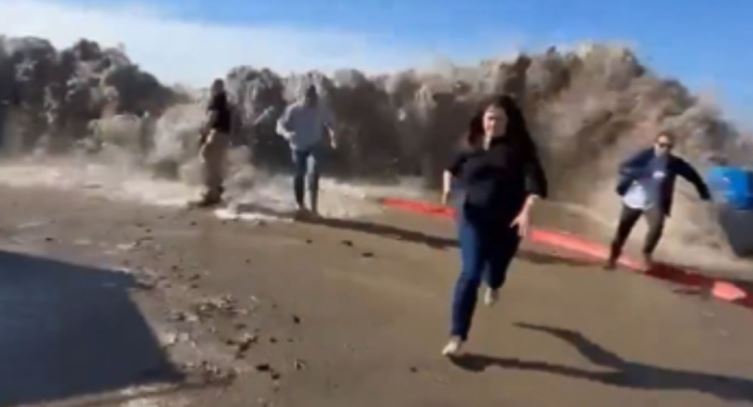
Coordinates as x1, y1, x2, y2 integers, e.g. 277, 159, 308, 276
606, 132, 711, 270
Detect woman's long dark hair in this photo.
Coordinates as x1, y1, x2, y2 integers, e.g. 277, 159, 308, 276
461, 94, 537, 155
486, 94, 536, 154
462, 111, 484, 149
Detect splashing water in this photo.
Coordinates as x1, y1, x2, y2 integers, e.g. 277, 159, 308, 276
0, 151, 430, 224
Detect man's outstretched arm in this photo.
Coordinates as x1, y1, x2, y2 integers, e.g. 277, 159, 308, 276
276, 105, 295, 140
322, 105, 337, 149
677, 159, 712, 200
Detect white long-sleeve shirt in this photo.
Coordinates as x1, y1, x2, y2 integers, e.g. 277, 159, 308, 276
276, 100, 334, 151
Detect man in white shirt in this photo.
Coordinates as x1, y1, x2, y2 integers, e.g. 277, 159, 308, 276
276, 85, 337, 215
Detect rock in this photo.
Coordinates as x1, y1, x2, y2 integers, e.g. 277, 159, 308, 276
292, 315, 301, 324
161, 332, 178, 346
192, 294, 249, 319
294, 359, 307, 371
168, 311, 184, 322
410, 367, 418, 373
169, 310, 200, 323
255, 363, 271, 372
135, 279, 156, 290
361, 252, 375, 258
192, 360, 237, 384
341, 240, 354, 247
269, 337, 278, 344
236, 333, 258, 354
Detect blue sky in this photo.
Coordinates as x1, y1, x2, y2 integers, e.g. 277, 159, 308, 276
1, 0, 751, 125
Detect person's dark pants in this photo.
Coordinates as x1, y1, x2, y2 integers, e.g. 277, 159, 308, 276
291, 146, 321, 212
609, 204, 666, 262
451, 208, 521, 341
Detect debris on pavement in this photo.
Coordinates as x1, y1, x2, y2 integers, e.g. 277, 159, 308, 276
191, 294, 248, 319
182, 360, 238, 384
227, 332, 258, 358
168, 310, 200, 323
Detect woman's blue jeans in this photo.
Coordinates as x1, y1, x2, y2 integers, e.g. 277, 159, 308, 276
451, 207, 521, 340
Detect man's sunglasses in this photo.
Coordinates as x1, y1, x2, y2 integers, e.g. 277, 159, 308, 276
656, 142, 673, 149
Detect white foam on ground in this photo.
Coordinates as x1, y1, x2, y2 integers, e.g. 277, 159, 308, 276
0, 156, 429, 223
213, 207, 289, 223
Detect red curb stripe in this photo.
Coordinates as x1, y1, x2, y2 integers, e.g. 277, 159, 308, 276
379, 197, 753, 311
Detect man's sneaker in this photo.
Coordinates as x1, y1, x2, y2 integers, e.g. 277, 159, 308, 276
442, 337, 463, 357
603, 258, 617, 271
483, 288, 498, 307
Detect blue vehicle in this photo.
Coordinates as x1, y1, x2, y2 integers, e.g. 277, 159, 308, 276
706, 166, 753, 257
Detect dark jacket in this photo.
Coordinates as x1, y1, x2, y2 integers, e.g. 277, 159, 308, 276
616, 147, 711, 215
448, 137, 548, 222
207, 91, 232, 133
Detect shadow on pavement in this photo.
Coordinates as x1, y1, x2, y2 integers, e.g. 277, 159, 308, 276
0, 249, 182, 406
234, 203, 591, 267
450, 322, 753, 403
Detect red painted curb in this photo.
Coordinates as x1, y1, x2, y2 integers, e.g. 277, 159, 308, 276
379, 197, 753, 311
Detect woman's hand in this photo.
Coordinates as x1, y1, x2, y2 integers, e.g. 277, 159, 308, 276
441, 170, 453, 206
510, 195, 539, 238
510, 209, 530, 238
441, 190, 451, 206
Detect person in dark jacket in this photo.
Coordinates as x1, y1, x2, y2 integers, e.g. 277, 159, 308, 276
606, 131, 711, 270
440, 95, 548, 357
194, 78, 232, 207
